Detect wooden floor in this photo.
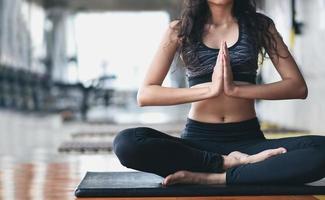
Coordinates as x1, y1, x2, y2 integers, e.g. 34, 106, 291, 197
0, 161, 324, 200
0, 113, 324, 200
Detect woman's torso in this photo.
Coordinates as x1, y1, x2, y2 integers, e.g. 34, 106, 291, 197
186, 17, 259, 123
189, 82, 256, 123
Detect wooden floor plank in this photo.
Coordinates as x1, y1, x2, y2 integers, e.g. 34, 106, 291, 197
315, 196, 325, 200
0, 162, 321, 200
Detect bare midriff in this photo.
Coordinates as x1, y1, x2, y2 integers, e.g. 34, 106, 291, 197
189, 81, 256, 123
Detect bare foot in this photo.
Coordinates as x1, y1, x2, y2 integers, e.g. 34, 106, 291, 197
228, 151, 249, 161
223, 147, 287, 170
245, 147, 287, 163
162, 148, 286, 186
162, 170, 226, 186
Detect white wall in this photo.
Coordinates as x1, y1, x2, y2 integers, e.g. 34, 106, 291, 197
258, 0, 325, 132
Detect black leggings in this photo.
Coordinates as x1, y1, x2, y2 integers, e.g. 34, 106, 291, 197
113, 117, 325, 185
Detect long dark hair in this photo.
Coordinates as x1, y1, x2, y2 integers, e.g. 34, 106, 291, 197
172, 0, 285, 66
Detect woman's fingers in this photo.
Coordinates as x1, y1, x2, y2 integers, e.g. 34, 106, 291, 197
223, 41, 230, 65
220, 51, 224, 78
222, 50, 228, 78
215, 41, 224, 66
224, 41, 227, 54
215, 50, 222, 71
219, 42, 225, 71
223, 41, 232, 81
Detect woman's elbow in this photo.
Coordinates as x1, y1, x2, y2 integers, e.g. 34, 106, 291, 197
296, 83, 308, 99
137, 88, 150, 107
137, 91, 146, 107
300, 84, 308, 99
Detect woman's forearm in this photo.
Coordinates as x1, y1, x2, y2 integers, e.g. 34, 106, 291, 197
137, 85, 212, 106
229, 79, 308, 100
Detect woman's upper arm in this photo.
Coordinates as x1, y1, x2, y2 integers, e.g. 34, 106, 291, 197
265, 20, 306, 84
141, 20, 181, 87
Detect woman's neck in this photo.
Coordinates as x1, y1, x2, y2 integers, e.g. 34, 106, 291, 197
208, 2, 235, 25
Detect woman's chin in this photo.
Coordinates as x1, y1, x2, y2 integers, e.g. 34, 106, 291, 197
207, 0, 233, 6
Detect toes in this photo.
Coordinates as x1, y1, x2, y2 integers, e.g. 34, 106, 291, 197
162, 171, 187, 186
162, 175, 174, 185
264, 149, 278, 157
163, 174, 177, 185
248, 148, 287, 163
267, 148, 287, 156
278, 147, 287, 153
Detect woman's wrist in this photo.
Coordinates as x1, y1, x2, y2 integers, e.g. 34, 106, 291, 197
206, 85, 216, 98
225, 84, 239, 97
191, 83, 216, 99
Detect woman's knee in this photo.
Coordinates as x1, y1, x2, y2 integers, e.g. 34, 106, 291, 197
306, 135, 325, 147
113, 128, 132, 152
112, 127, 151, 167
286, 135, 325, 149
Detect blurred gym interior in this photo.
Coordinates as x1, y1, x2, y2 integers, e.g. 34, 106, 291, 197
0, 0, 325, 199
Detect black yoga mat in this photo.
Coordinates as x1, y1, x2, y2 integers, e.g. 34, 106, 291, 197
75, 171, 325, 197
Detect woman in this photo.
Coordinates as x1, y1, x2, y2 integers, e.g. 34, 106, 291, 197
113, 0, 325, 185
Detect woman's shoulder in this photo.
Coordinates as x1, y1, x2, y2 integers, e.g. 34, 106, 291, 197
167, 20, 181, 35
167, 20, 182, 44
255, 12, 275, 25
169, 20, 181, 28
240, 12, 276, 36
240, 12, 274, 25
255, 12, 279, 36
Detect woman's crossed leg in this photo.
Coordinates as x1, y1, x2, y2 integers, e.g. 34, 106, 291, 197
224, 135, 325, 184
113, 127, 288, 185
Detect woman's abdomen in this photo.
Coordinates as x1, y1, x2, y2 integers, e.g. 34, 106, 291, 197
188, 82, 256, 123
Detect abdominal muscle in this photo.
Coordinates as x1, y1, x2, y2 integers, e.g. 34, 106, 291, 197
188, 81, 256, 123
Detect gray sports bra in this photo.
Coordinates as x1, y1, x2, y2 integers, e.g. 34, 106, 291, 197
185, 17, 259, 87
